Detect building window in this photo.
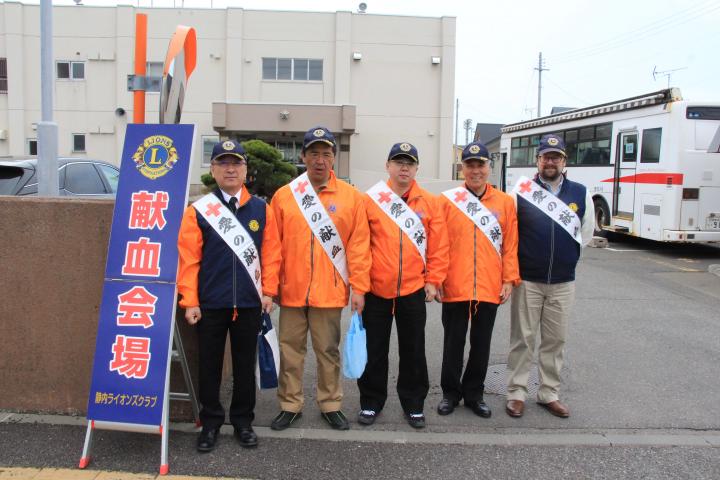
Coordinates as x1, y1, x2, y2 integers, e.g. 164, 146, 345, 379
640, 128, 662, 163
28, 139, 37, 155
57, 61, 85, 80
73, 134, 86, 153
262, 57, 323, 81
202, 135, 219, 167
0, 58, 7, 93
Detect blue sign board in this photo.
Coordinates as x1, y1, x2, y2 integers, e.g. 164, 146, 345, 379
87, 123, 195, 426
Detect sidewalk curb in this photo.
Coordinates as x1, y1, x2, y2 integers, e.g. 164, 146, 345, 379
2, 412, 719, 448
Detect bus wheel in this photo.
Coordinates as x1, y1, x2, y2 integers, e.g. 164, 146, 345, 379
593, 197, 610, 237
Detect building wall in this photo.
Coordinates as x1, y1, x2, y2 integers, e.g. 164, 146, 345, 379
0, 3, 455, 189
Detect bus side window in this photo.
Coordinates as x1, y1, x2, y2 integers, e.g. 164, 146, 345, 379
641, 128, 662, 163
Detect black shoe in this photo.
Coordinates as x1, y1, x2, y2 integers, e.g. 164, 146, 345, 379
270, 411, 302, 431
437, 397, 458, 416
466, 400, 492, 418
357, 409, 378, 426
196, 427, 220, 453
321, 411, 350, 430
234, 426, 258, 448
405, 412, 426, 429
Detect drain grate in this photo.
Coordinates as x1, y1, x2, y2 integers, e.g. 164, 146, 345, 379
484, 363, 540, 397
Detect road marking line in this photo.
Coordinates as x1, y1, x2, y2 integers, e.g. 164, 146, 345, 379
647, 258, 703, 272
605, 248, 645, 252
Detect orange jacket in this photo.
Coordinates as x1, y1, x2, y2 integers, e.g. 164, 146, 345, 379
177, 186, 281, 308
365, 180, 449, 299
440, 183, 520, 304
270, 172, 371, 308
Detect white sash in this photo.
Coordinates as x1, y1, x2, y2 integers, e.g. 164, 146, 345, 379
442, 186, 502, 256
366, 181, 427, 264
289, 173, 349, 285
512, 176, 582, 245
193, 193, 262, 299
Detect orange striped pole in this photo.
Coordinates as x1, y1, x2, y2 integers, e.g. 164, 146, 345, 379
133, 13, 148, 124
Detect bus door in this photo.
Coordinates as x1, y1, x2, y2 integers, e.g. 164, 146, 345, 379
613, 131, 638, 218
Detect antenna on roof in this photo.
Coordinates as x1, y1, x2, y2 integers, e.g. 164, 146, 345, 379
653, 65, 687, 89
358, 3, 367, 13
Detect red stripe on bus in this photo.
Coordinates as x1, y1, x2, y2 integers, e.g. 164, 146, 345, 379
600, 173, 684, 185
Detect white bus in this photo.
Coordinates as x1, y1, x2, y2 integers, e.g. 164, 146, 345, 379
498, 88, 720, 242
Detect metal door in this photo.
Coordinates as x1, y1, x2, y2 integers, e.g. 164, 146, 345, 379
613, 132, 638, 218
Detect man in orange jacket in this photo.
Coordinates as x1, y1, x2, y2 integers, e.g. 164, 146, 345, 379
269, 126, 371, 431
177, 140, 281, 452
358, 142, 449, 428
437, 141, 520, 418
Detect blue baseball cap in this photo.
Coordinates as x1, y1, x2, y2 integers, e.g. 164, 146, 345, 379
461, 141, 490, 163
302, 126, 337, 153
537, 134, 566, 157
388, 142, 419, 163
211, 140, 247, 163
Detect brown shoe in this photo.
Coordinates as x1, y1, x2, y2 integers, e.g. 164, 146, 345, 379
505, 400, 524, 418
537, 400, 570, 418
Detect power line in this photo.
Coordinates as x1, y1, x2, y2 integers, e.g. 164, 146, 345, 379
553, 0, 720, 63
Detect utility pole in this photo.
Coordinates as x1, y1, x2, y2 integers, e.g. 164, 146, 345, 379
535, 52, 549, 118
463, 118, 473, 145
38, 0, 58, 196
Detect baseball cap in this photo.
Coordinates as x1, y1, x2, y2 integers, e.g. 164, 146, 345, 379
211, 140, 247, 163
537, 134, 566, 157
302, 126, 337, 152
461, 141, 490, 163
388, 142, 419, 163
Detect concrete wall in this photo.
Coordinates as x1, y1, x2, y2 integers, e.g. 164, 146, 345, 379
0, 196, 198, 419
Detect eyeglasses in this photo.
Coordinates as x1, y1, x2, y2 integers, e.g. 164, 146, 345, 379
538, 156, 565, 164
212, 158, 246, 167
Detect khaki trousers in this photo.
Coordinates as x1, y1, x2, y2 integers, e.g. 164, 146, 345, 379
277, 306, 343, 413
507, 280, 575, 403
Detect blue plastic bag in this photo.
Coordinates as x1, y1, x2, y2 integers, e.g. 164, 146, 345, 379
256, 313, 279, 389
343, 311, 367, 379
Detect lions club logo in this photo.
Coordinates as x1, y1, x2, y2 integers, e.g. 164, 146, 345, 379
313, 129, 326, 138
568, 203, 578, 212
222, 140, 236, 151
548, 137, 559, 146
132, 135, 179, 180
248, 220, 260, 232
469, 145, 481, 154
400, 143, 412, 152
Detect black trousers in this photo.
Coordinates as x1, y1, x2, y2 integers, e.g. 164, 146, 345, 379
440, 301, 498, 403
357, 288, 429, 414
197, 307, 261, 430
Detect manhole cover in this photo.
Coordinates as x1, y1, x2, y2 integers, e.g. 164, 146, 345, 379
484, 363, 540, 396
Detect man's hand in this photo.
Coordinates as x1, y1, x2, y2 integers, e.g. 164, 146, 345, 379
424, 283, 438, 302
434, 285, 444, 303
261, 295, 274, 314
351, 292, 365, 314
499, 282, 513, 304
185, 306, 201, 325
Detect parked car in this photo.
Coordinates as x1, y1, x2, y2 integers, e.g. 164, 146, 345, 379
0, 157, 120, 197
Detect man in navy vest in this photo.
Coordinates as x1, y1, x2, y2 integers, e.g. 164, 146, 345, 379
505, 134, 594, 419
177, 140, 281, 451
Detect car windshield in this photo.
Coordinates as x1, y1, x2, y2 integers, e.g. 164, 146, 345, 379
0, 166, 25, 194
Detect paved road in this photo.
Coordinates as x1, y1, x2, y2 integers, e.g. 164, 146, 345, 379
1, 234, 719, 479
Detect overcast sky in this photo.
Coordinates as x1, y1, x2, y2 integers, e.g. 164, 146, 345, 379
50, 0, 720, 137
